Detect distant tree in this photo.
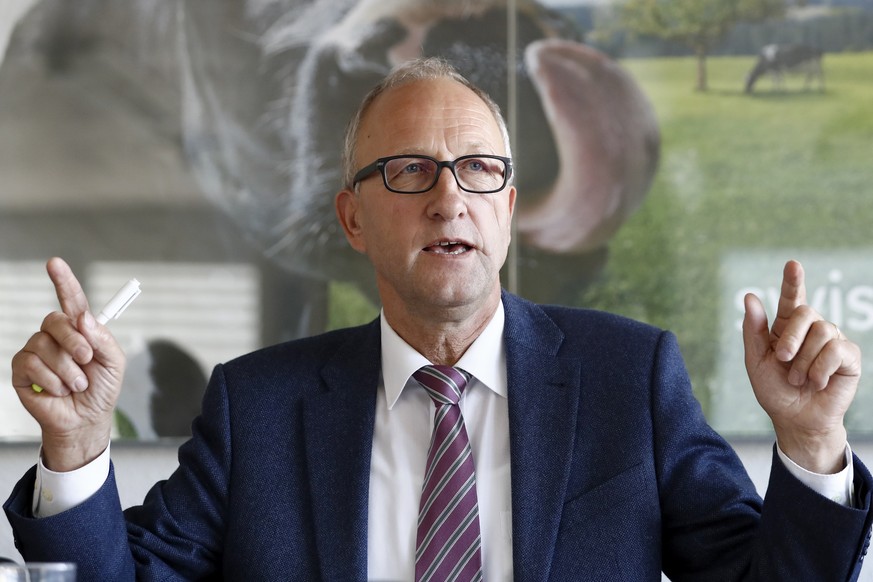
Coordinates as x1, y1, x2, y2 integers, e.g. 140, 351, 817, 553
618, 0, 795, 90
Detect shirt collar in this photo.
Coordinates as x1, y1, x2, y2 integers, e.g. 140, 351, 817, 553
380, 300, 507, 409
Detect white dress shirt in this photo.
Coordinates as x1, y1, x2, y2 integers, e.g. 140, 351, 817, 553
368, 302, 512, 581
33, 300, 854, 581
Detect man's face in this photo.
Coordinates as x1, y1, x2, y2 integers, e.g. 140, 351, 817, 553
336, 78, 516, 320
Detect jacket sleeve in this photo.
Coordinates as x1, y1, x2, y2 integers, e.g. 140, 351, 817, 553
3, 363, 235, 582
4, 464, 136, 581
653, 331, 873, 581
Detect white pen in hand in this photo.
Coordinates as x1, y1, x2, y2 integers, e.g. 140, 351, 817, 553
96, 278, 141, 325
31, 278, 142, 393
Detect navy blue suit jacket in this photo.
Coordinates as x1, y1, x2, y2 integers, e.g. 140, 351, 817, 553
5, 292, 873, 580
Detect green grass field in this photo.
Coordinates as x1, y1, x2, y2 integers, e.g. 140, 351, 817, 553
328, 51, 873, 434
582, 51, 873, 429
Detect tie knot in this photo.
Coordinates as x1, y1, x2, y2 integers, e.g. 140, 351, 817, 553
413, 365, 470, 406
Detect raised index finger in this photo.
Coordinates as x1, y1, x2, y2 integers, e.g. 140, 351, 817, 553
46, 257, 91, 318
775, 260, 806, 323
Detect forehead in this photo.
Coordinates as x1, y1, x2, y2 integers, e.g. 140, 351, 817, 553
356, 78, 506, 159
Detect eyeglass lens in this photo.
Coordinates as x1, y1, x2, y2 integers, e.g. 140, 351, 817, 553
383, 156, 507, 193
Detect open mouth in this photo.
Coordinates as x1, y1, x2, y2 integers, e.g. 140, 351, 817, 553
423, 241, 472, 255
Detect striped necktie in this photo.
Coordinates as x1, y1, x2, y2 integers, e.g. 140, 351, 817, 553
413, 365, 483, 582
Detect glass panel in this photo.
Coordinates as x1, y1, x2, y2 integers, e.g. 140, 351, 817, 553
2, 0, 871, 440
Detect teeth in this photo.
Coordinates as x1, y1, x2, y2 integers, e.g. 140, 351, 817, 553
429, 241, 468, 255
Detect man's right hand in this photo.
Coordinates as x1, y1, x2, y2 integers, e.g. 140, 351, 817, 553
10, 257, 126, 472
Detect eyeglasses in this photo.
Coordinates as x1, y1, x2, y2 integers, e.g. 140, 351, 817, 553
351, 154, 513, 194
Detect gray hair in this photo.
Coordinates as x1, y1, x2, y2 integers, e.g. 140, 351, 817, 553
341, 57, 513, 189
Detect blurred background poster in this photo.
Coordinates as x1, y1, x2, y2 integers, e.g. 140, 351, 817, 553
0, 0, 870, 440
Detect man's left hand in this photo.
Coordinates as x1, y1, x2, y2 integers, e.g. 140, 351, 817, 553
743, 260, 861, 474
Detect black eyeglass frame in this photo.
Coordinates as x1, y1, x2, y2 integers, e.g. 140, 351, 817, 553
351, 154, 514, 194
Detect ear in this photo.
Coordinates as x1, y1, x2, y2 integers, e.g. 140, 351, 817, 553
335, 188, 367, 254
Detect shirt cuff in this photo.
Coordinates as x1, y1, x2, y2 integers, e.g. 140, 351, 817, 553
32, 444, 111, 518
776, 441, 855, 507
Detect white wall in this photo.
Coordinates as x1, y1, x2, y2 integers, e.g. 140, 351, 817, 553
2, 440, 872, 579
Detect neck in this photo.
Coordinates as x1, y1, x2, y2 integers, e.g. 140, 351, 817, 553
383, 294, 500, 366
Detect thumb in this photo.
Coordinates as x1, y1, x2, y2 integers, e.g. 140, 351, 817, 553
76, 311, 125, 371
742, 292, 771, 365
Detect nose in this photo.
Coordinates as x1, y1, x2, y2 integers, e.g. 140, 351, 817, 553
426, 166, 467, 220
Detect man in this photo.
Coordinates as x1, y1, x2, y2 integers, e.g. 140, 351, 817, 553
5, 58, 872, 580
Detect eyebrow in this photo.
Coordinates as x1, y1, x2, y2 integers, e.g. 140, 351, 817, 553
392, 143, 502, 157
465, 142, 497, 153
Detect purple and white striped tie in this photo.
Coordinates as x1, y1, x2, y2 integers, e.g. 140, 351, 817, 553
413, 365, 483, 582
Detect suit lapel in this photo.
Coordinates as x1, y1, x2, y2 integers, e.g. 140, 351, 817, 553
297, 297, 581, 580
302, 321, 380, 580
503, 293, 582, 582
